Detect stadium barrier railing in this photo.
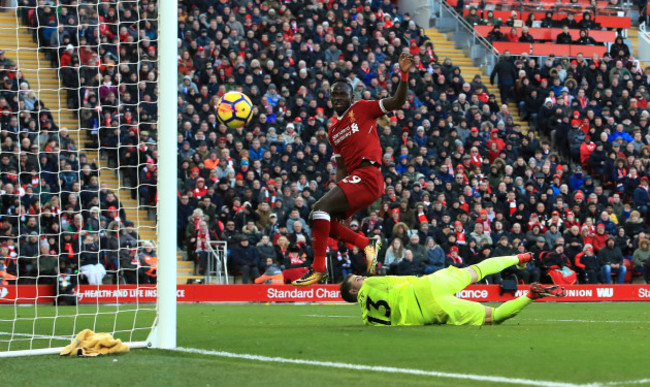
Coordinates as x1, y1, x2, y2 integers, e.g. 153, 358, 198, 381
639, 22, 650, 63
206, 241, 228, 285
428, 0, 499, 74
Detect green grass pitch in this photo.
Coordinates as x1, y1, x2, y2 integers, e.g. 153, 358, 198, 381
1, 302, 649, 386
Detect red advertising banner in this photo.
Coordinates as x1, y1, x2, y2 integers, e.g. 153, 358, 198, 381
2, 284, 650, 304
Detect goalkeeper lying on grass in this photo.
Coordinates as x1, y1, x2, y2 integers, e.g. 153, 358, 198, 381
339, 253, 566, 326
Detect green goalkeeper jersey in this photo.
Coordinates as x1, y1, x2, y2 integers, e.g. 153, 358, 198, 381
357, 276, 427, 326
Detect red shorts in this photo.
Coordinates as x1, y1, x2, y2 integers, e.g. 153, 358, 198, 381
338, 166, 385, 218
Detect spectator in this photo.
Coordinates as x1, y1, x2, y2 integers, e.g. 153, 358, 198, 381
556, 26, 573, 44
540, 241, 577, 284
470, 223, 492, 247
79, 234, 104, 285
598, 236, 627, 284
505, 27, 519, 43
424, 236, 446, 274
482, 10, 503, 27
37, 243, 57, 284
573, 29, 598, 45
397, 249, 424, 275
518, 26, 534, 43
445, 246, 466, 268
54, 260, 77, 306
575, 244, 600, 283
136, 241, 158, 284
229, 235, 261, 284
610, 36, 630, 60
254, 257, 284, 284
256, 235, 276, 263
465, 7, 481, 26
194, 220, 214, 275
632, 238, 650, 283
487, 26, 505, 43
406, 233, 427, 266
490, 51, 517, 104
383, 237, 405, 275
540, 11, 555, 28
633, 177, 650, 215
625, 210, 647, 236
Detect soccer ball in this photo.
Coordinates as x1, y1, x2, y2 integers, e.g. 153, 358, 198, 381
216, 91, 254, 129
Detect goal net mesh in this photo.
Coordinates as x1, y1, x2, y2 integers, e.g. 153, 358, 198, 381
0, 0, 159, 353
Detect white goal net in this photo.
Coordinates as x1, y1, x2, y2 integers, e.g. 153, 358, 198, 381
0, 0, 174, 355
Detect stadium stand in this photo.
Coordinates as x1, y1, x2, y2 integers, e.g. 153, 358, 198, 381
3, 0, 649, 288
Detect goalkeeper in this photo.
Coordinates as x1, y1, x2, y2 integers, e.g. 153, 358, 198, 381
339, 253, 566, 326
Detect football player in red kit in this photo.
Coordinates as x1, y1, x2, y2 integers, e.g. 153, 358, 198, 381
293, 52, 414, 286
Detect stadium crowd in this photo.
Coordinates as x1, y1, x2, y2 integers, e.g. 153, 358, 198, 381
1, 0, 650, 287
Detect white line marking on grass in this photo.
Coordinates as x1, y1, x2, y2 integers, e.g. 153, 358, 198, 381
0, 331, 71, 341
304, 314, 356, 318
523, 318, 650, 324
172, 347, 581, 387
601, 378, 650, 386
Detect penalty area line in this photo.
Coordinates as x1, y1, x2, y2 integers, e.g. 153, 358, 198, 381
172, 347, 580, 387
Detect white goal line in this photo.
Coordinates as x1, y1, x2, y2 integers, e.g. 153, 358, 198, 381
171, 347, 585, 387
0, 331, 71, 341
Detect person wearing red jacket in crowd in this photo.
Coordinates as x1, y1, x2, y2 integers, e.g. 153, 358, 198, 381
564, 211, 580, 230
539, 241, 577, 284
469, 146, 483, 167
409, 39, 419, 56
574, 244, 600, 284
546, 210, 564, 232
475, 208, 492, 235
454, 220, 468, 246
192, 177, 208, 199
580, 135, 596, 169
527, 213, 546, 232
591, 223, 609, 253
445, 246, 466, 268
487, 141, 501, 163
59, 44, 75, 67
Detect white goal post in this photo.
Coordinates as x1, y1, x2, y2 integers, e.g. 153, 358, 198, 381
0, 0, 176, 357
152, 0, 178, 351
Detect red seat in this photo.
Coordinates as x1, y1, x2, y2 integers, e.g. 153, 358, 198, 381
463, 9, 630, 29
474, 25, 617, 44
570, 45, 608, 57
532, 43, 571, 57
492, 41, 531, 55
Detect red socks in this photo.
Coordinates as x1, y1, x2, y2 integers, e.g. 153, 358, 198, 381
330, 220, 369, 250
311, 213, 371, 273
311, 211, 330, 273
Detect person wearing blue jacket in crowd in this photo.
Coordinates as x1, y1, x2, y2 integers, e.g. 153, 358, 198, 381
425, 237, 446, 274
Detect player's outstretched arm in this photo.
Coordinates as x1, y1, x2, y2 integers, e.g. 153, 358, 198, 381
382, 52, 414, 112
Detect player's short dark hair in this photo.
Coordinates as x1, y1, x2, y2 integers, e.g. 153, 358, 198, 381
339, 274, 358, 303
331, 79, 353, 92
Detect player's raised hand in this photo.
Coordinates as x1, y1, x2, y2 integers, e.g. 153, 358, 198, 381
398, 52, 414, 73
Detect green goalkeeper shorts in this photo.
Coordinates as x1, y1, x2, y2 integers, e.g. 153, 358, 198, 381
414, 266, 486, 326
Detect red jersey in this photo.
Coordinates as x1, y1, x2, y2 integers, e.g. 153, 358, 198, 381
328, 99, 387, 172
